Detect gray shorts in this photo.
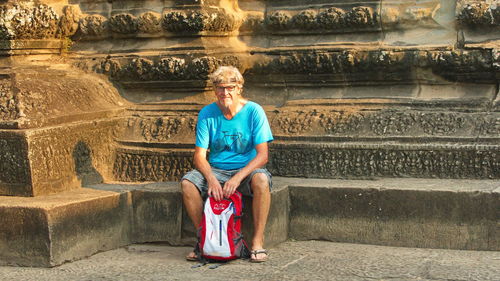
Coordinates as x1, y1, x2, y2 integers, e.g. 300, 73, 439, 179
181, 167, 272, 198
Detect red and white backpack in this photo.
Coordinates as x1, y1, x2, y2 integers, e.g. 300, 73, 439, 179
196, 191, 250, 262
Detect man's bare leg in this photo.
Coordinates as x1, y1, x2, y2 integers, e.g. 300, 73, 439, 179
181, 180, 203, 259
250, 173, 271, 261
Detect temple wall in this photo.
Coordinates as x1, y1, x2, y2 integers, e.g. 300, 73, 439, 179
0, 0, 498, 195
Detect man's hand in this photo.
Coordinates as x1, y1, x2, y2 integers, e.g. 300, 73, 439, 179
207, 179, 224, 201
223, 176, 242, 198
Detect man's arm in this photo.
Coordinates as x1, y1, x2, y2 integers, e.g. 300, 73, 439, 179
222, 142, 269, 198
193, 146, 224, 201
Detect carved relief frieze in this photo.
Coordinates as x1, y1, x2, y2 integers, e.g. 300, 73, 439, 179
0, 3, 81, 40
269, 108, 498, 137
129, 116, 196, 142
90, 49, 496, 84
137, 12, 162, 34
252, 50, 412, 75
112, 144, 499, 181
274, 110, 317, 134
241, 3, 441, 34
319, 111, 365, 134
269, 145, 500, 179
109, 13, 139, 34
163, 8, 240, 33
422, 49, 480, 72
28, 121, 119, 185
96, 55, 241, 81
272, 109, 366, 135
113, 150, 193, 182
419, 112, 466, 135
370, 111, 417, 135
76, 14, 109, 39
250, 49, 496, 82
262, 6, 377, 32
74, 7, 241, 40
476, 115, 500, 135
0, 79, 19, 121
457, 1, 500, 28
0, 137, 29, 185
58, 5, 81, 37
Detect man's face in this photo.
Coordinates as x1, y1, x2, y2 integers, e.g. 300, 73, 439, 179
214, 83, 241, 108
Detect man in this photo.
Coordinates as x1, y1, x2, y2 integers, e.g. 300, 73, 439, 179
181, 66, 273, 263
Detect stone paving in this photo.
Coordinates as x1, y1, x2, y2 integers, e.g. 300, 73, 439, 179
1, 241, 499, 281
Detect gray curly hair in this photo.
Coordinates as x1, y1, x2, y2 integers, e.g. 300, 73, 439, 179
209, 66, 244, 85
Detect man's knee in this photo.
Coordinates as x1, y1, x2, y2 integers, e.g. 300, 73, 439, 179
250, 173, 270, 194
181, 180, 199, 198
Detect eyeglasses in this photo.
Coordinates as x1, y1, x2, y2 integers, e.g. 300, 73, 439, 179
215, 85, 239, 92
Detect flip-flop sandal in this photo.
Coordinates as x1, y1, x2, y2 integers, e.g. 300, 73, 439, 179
250, 249, 268, 263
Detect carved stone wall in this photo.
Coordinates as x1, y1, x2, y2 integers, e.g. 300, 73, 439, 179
269, 143, 499, 179
0, 132, 30, 196
0, 3, 80, 40
0, 0, 498, 184
26, 118, 123, 196
113, 148, 193, 182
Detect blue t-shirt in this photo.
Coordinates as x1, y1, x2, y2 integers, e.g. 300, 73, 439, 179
195, 101, 273, 170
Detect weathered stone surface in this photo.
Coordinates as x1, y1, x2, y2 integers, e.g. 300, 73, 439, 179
269, 142, 500, 179
0, 131, 31, 196
458, 1, 500, 28
24, 118, 124, 196
58, 5, 81, 37
109, 13, 138, 34
75, 14, 109, 39
94, 55, 242, 82
2, 241, 498, 281
0, 188, 131, 267
270, 107, 500, 137
113, 147, 194, 182
0, 58, 128, 196
0, 62, 127, 129
0, 3, 59, 40
1, 177, 498, 267
288, 178, 499, 250
0, 205, 50, 266
131, 184, 183, 244
137, 12, 161, 34
48, 190, 131, 266
111, 139, 500, 182
163, 7, 241, 33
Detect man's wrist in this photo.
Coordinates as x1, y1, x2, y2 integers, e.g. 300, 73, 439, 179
207, 175, 219, 185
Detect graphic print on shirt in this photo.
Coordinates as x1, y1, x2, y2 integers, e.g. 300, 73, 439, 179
213, 131, 250, 154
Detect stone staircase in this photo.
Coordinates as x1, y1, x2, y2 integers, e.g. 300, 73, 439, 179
1, 177, 497, 267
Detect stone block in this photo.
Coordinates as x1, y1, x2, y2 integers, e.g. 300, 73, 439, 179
0, 205, 50, 266
0, 119, 124, 197
0, 188, 131, 267
131, 183, 183, 244
288, 178, 499, 251
0, 57, 128, 196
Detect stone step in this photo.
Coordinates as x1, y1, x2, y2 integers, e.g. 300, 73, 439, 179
284, 177, 499, 251
0, 188, 131, 267
0, 177, 497, 267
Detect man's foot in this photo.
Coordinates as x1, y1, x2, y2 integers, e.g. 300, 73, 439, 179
250, 249, 268, 263
185, 251, 197, 261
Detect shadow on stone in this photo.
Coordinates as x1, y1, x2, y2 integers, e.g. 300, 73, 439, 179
73, 141, 103, 186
